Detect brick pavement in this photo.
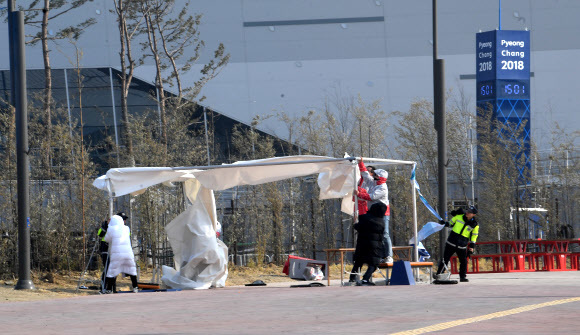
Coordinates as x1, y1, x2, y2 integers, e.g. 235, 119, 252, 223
1, 271, 579, 334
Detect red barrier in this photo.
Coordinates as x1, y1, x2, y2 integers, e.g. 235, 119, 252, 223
570, 253, 580, 270
533, 252, 575, 271
448, 239, 580, 274
505, 253, 535, 272
450, 254, 508, 274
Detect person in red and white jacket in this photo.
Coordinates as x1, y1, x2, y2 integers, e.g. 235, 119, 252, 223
355, 159, 393, 263
355, 165, 376, 215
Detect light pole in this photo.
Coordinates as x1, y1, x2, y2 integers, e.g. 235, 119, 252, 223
433, 0, 448, 257
8, 1, 35, 290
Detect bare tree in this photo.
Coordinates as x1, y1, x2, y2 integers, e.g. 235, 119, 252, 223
534, 125, 579, 238
476, 103, 532, 240
139, 1, 168, 162
288, 92, 388, 158
0, 0, 231, 278
155, 2, 229, 105
275, 92, 394, 257
223, 124, 276, 265
137, 0, 230, 163
23, 0, 95, 178
113, 0, 143, 167
0, 97, 18, 243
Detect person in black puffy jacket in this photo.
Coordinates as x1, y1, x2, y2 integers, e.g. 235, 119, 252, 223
349, 202, 387, 285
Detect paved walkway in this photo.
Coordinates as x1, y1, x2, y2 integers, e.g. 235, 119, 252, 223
2, 271, 579, 334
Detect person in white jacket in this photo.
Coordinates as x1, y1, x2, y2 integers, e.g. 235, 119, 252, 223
103, 213, 139, 293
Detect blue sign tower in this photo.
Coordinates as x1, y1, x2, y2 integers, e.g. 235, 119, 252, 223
476, 30, 531, 181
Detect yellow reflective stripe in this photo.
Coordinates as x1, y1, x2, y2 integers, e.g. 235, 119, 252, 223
449, 215, 463, 228
451, 215, 464, 225
471, 225, 479, 243
97, 228, 106, 242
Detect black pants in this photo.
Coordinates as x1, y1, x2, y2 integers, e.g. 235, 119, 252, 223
105, 274, 138, 291
99, 252, 115, 292
436, 244, 468, 279
349, 260, 377, 282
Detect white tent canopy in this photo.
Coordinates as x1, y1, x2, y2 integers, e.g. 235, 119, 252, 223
93, 155, 418, 289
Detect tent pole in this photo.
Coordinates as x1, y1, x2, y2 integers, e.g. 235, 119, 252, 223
411, 164, 419, 262
353, 163, 358, 221
172, 157, 357, 171
352, 163, 358, 249
107, 179, 114, 218
360, 157, 416, 166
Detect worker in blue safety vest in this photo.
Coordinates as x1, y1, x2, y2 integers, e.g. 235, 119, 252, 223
435, 206, 479, 282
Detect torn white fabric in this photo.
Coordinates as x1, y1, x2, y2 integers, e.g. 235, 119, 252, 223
93, 167, 198, 197
92, 156, 356, 198
183, 179, 218, 232
162, 184, 227, 289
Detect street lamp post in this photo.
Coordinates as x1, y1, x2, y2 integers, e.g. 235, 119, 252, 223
433, 0, 448, 257
8, 1, 35, 290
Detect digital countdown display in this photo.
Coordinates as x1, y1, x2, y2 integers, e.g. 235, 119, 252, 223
477, 79, 530, 100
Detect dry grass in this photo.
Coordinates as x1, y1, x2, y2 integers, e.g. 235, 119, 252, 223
1, 271, 97, 302
0, 259, 447, 302
0, 262, 348, 303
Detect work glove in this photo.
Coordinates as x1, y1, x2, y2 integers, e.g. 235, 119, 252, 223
439, 220, 449, 227
467, 243, 475, 256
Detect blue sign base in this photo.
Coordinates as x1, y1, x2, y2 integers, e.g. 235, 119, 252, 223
390, 261, 416, 285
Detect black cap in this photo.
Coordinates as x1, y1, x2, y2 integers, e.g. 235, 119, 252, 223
467, 206, 478, 215
116, 212, 129, 220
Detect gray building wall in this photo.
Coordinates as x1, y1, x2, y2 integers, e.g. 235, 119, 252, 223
1, 0, 578, 150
